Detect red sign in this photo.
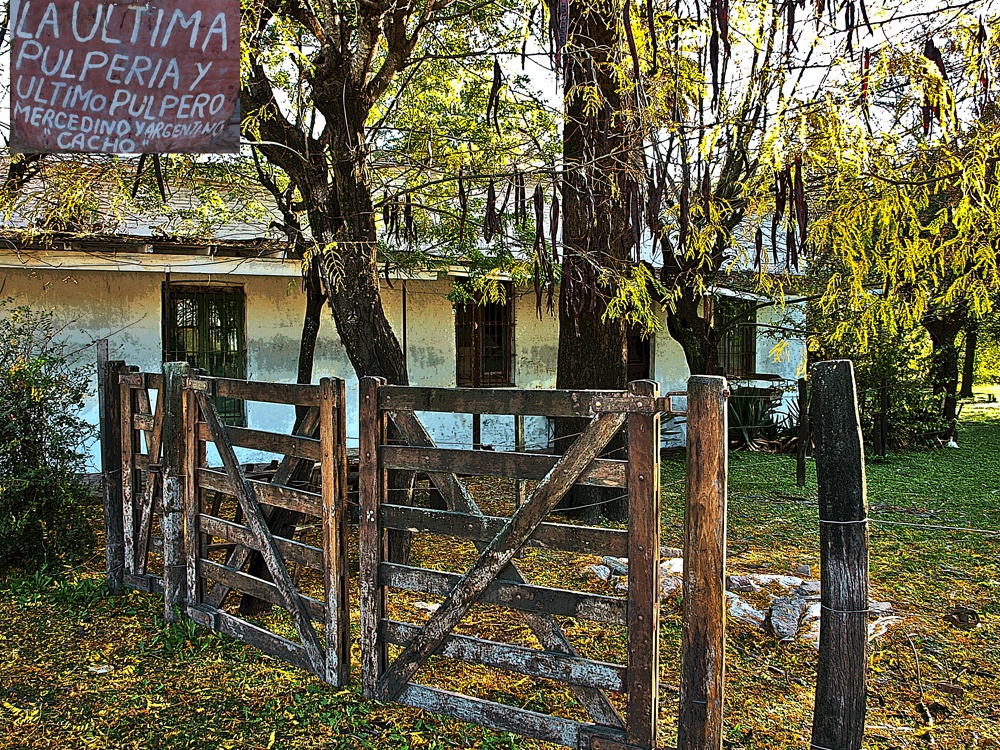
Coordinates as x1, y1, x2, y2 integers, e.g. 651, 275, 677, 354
9, 0, 240, 154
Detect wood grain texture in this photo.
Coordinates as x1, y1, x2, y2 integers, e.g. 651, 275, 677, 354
320, 378, 350, 686
196, 423, 322, 461
625, 380, 661, 748
678, 376, 728, 750
359, 377, 389, 698
383, 620, 626, 692
101, 360, 127, 595
120, 369, 138, 577
381, 445, 627, 487
376, 411, 626, 702
380, 386, 656, 418
212, 378, 323, 406
810, 361, 869, 750
380, 563, 626, 624
161, 363, 190, 624
136, 384, 165, 576
379, 504, 628, 558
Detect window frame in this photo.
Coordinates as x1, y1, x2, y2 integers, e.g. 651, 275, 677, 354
162, 282, 247, 426
455, 283, 516, 388
714, 295, 757, 379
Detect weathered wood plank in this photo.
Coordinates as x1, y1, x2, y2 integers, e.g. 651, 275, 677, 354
810, 361, 869, 750
383, 620, 626, 692
211, 378, 323, 406
123, 572, 164, 594
134, 413, 155, 432
120, 370, 138, 575
359, 377, 389, 699
376, 411, 626, 701
196, 423, 322, 462
380, 386, 654, 418
386, 408, 624, 729
189, 606, 316, 675
679, 376, 728, 750
381, 446, 627, 488
101, 359, 127, 595
196, 391, 327, 674
136, 384, 165, 576
161, 363, 189, 624
197, 468, 322, 516
185, 385, 201, 612
381, 564, 626, 624
625, 380, 661, 748
380, 505, 628, 558
199, 514, 323, 569
397, 684, 586, 748
321, 378, 350, 686
198, 558, 326, 621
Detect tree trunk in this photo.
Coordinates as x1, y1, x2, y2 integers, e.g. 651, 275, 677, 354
554, 7, 639, 522
664, 286, 725, 377
923, 311, 965, 425
960, 327, 977, 399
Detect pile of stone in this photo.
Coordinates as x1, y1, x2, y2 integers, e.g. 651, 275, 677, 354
589, 551, 902, 647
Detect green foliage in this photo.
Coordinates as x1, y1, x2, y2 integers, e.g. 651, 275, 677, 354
811, 309, 949, 446
0, 300, 95, 569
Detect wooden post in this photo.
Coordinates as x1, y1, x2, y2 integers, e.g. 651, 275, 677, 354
678, 375, 728, 750
321, 377, 351, 686
797, 377, 809, 487
161, 361, 190, 625
100, 357, 127, 595
810, 360, 869, 750
626, 380, 661, 749
359, 376, 389, 698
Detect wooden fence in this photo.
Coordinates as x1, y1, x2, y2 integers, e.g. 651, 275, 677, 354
100, 363, 738, 749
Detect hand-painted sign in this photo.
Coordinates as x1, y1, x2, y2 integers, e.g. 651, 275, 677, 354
9, 0, 240, 154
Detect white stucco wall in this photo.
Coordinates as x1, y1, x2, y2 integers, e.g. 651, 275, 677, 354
2, 257, 807, 468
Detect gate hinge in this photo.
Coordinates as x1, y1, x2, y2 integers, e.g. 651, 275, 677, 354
185, 376, 214, 394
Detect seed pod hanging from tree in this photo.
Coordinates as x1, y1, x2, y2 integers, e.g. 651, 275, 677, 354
549, 181, 560, 262
483, 178, 500, 243
754, 227, 763, 270
679, 179, 690, 253
793, 155, 807, 244
486, 59, 503, 134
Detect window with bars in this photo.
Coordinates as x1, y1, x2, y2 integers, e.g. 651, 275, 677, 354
163, 284, 246, 425
715, 296, 757, 378
455, 285, 515, 387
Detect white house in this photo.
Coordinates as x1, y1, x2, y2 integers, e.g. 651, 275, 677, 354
0, 234, 806, 469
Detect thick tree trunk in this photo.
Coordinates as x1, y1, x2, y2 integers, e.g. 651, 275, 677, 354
960, 327, 977, 399
664, 286, 725, 377
555, 7, 637, 522
923, 311, 965, 425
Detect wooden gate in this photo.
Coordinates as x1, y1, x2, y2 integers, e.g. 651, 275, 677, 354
359, 377, 682, 750
119, 369, 166, 594
182, 375, 351, 686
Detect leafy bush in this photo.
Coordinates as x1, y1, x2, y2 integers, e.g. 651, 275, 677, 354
0, 299, 95, 569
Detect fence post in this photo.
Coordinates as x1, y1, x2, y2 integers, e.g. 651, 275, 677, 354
678, 376, 728, 750
626, 380, 661, 748
810, 360, 869, 750
100, 357, 127, 595
161, 361, 190, 625
797, 377, 808, 487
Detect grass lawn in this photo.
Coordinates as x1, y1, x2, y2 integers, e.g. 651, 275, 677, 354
2, 398, 998, 749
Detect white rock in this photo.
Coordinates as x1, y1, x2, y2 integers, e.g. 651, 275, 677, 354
752, 574, 804, 590
414, 602, 440, 613
590, 564, 612, 582
661, 557, 684, 576
868, 616, 904, 641
726, 592, 766, 628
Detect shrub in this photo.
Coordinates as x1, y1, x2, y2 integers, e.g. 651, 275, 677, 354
0, 299, 95, 569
